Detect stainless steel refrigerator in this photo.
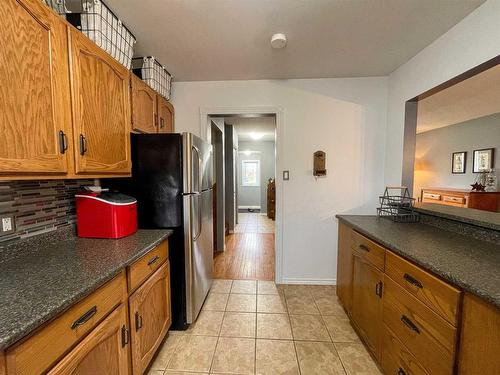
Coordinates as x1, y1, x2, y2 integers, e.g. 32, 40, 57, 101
108, 133, 213, 329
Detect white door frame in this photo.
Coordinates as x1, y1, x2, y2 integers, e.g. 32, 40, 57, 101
200, 106, 285, 283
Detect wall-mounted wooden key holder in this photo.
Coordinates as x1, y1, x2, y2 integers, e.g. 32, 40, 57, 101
313, 151, 327, 176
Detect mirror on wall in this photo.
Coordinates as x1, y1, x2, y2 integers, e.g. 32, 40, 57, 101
410, 58, 500, 216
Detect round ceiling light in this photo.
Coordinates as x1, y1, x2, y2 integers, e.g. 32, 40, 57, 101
271, 33, 287, 49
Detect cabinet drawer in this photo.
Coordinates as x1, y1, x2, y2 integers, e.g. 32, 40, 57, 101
47, 303, 130, 375
128, 240, 168, 292
442, 195, 465, 205
423, 193, 441, 201
385, 251, 460, 326
383, 276, 456, 375
381, 326, 429, 375
350, 230, 385, 271
6, 272, 126, 375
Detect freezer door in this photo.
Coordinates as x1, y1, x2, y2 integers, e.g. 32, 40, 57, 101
183, 133, 213, 194
184, 190, 214, 323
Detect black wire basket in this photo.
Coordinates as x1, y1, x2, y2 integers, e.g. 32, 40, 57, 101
43, 0, 136, 69
132, 57, 172, 101
377, 186, 420, 223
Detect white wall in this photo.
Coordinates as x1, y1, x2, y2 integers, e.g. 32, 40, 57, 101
172, 78, 388, 283
385, 0, 500, 186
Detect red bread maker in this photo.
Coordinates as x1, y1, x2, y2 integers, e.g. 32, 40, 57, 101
76, 192, 138, 238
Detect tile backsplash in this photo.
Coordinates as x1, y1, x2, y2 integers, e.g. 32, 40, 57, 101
0, 179, 93, 243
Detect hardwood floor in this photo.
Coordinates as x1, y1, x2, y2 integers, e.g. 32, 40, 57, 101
214, 213, 275, 281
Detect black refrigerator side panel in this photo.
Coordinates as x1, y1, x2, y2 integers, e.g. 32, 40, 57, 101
169, 227, 189, 330
132, 133, 184, 228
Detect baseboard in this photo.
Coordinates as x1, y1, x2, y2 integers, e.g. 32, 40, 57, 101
238, 205, 261, 210
280, 278, 337, 285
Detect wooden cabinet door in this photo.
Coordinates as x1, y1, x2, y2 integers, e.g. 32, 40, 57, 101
131, 75, 157, 133
47, 304, 131, 375
337, 222, 353, 315
0, 0, 71, 175
129, 262, 171, 374
351, 255, 383, 358
157, 96, 174, 133
459, 293, 500, 374
68, 29, 131, 175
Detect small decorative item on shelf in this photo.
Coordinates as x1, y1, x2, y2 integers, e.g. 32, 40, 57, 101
471, 170, 488, 191
132, 56, 173, 100
377, 186, 419, 223
485, 169, 498, 192
43, 0, 136, 69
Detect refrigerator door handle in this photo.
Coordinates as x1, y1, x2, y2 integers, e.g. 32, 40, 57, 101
192, 194, 202, 242
191, 146, 201, 193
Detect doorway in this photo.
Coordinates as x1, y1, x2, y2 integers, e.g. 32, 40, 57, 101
209, 119, 225, 253
209, 114, 277, 281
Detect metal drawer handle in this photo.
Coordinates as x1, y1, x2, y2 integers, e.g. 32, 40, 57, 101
79, 134, 88, 155
397, 368, 407, 375
71, 306, 97, 329
147, 255, 160, 266
121, 325, 129, 347
135, 311, 143, 331
401, 315, 420, 334
359, 244, 370, 252
375, 281, 383, 298
403, 273, 423, 289
59, 130, 68, 154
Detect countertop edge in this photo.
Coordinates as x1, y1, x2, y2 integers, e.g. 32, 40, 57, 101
336, 215, 500, 309
0, 231, 172, 351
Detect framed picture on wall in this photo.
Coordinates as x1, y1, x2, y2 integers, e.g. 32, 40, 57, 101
473, 148, 494, 173
452, 152, 467, 174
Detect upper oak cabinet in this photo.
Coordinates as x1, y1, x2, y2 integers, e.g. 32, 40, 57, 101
69, 28, 131, 175
157, 97, 174, 133
131, 75, 157, 133
0, 0, 72, 176
130, 75, 174, 134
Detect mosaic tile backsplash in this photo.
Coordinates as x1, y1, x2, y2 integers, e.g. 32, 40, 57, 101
0, 180, 93, 243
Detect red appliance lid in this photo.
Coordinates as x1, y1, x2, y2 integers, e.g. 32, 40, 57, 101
75, 192, 137, 206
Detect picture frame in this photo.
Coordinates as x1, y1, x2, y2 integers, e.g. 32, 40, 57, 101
452, 151, 467, 174
473, 148, 495, 173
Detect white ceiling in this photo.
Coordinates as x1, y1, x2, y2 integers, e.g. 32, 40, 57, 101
227, 117, 276, 142
417, 64, 500, 133
106, 0, 484, 82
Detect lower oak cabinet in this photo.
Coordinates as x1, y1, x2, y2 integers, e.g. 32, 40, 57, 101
47, 304, 131, 375
337, 222, 500, 375
129, 262, 171, 374
2, 240, 171, 375
458, 293, 500, 374
351, 255, 383, 359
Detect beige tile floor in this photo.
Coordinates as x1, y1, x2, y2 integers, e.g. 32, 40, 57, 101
234, 213, 275, 234
148, 280, 381, 375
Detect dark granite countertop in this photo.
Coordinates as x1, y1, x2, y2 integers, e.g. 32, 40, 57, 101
0, 227, 172, 350
336, 215, 500, 308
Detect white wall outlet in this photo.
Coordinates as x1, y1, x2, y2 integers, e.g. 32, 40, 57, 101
1, 215, 15, 235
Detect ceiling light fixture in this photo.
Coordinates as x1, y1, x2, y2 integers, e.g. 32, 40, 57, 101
250, 132, 264, 140
243, 150, 252, 156
271, 33, 287, 49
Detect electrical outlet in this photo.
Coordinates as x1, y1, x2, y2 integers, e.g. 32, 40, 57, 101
0, 215, 15, 236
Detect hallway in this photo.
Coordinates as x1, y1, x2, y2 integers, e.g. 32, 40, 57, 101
213, 213, 275, 281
